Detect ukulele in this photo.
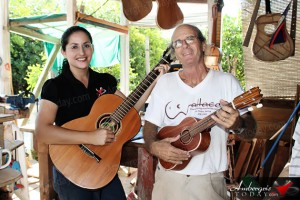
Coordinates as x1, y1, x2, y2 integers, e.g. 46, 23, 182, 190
121, 0, 152, 22
157, 87, 263, 170
252, 0, 294, 61
205, 0, 224, 70
156, 0, 184, 29
49, 46, 175, 189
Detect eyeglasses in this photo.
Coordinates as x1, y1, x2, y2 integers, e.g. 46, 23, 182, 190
67, 43, 93, 52
172, 36, 198, 49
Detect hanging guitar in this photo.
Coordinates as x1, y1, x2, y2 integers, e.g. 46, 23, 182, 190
49, 46, 175, 189
156, 0, 184, 29
121, 0, 153, 22
205, 0, 224, 70
157, 87, 263, 170
252, 0, 294, 61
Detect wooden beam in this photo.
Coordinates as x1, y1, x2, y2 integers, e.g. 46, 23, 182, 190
152, 0, 207, 2
0, 0, 13, 95
76, 12, 128, 34
20, 44, 60, 127
9, 26, 60, 44
9, 15, 66, 27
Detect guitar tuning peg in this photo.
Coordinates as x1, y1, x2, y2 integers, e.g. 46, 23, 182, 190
248, 107, 254, 111
256, 103, 263, 108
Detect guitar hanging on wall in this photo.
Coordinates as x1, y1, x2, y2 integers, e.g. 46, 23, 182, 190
205, 0, 224, 70
156, 0, 184, 29
121, 0, 153, 22
252, 0, 294, 61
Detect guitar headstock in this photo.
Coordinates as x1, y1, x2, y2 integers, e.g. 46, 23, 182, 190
233, 87, 263, 110
162, 45, 176, 64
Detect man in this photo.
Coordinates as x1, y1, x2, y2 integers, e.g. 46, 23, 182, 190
143, 24, 257, 200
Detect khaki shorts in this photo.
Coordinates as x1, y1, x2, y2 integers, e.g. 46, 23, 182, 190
152, 166, 228, 200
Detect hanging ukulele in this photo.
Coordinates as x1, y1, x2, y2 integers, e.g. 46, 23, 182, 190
121, 0, 153, 22
205, 0, 224, 70
252, 0, 294, 61
156, 0, 184, 29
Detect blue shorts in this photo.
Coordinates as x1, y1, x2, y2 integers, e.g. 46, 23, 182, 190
53, 167, 126, 200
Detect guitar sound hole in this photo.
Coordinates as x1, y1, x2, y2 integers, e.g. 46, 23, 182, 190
264, 24, 275, 35
97, 114, 120, 134
180, 130, 192, 144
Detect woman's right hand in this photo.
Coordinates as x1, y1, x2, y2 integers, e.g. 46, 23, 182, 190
91, 129, 116, 145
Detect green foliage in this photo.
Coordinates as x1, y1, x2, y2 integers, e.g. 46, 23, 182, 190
9, 0, 62, 18
221, 13, 245, 88
129, 27, 169, 86
10, 34, 45, 93
92, 64, 139, 91
24, 64, 43, 91
77, 0, 121, 23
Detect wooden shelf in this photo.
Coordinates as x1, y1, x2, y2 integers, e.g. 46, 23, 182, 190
0, 114, 15, 123
0, 168, 22, 187
4, 139, 24, 151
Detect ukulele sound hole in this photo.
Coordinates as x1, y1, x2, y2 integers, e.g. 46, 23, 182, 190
264, 24, 275, 35
180, 130, 192, 144
97, 114, 120, 134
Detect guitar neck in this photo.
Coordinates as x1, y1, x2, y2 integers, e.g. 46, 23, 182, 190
188, 102, 233, 137
211, 0, 223, 47
290, 0, 297, 56
110, 47, 173, 122
265, 0, 272, 14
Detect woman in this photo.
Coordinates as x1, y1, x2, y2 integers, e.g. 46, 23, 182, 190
35, 26, 168, 200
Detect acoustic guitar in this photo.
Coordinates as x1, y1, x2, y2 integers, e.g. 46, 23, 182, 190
121, 0, 152, 22
49, 46, 175, 189
156, 0, 184, 29
157, 87, 263, 170
205, 0, 224, 70
253, 0, 294, 61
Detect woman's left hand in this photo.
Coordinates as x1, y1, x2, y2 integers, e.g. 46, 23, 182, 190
155, 64, 170, 76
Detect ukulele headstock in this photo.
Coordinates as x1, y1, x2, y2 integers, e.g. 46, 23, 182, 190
233, 87, 263, 110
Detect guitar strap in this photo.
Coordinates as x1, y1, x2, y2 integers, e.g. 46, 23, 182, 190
290, 0, 297, 56
269, 1, 292, 48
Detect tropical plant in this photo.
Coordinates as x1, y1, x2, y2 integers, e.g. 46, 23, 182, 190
221, 13, 245, 88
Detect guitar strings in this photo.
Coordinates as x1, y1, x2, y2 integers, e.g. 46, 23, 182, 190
100, 51, 172, 131
180, 88, 260, 140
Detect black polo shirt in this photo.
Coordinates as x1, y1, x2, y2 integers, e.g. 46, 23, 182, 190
41, 67, 117, 126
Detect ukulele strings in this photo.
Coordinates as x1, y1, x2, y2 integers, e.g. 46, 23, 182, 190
180, 102, 233, 139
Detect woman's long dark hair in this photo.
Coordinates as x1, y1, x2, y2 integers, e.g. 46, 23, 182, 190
60, 26, 93, 73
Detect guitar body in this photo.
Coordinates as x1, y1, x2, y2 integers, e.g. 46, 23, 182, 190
121, 0, 152, 21
49, 94, 141, 189
253, 13, 294, 61
156, 0, 184, 29
157, 117, 211, 170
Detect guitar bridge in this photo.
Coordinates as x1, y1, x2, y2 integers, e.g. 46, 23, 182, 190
79, 144, 101, 163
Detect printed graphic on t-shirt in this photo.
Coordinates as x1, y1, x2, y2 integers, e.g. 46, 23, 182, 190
165, 98, 221, 120
96, 87, 107, 97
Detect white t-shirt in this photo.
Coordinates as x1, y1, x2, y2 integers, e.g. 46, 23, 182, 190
144, 69, 244, 175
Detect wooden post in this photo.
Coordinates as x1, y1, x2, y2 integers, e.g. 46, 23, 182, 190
0, 0, 13, 95
137, 148, 156, 200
